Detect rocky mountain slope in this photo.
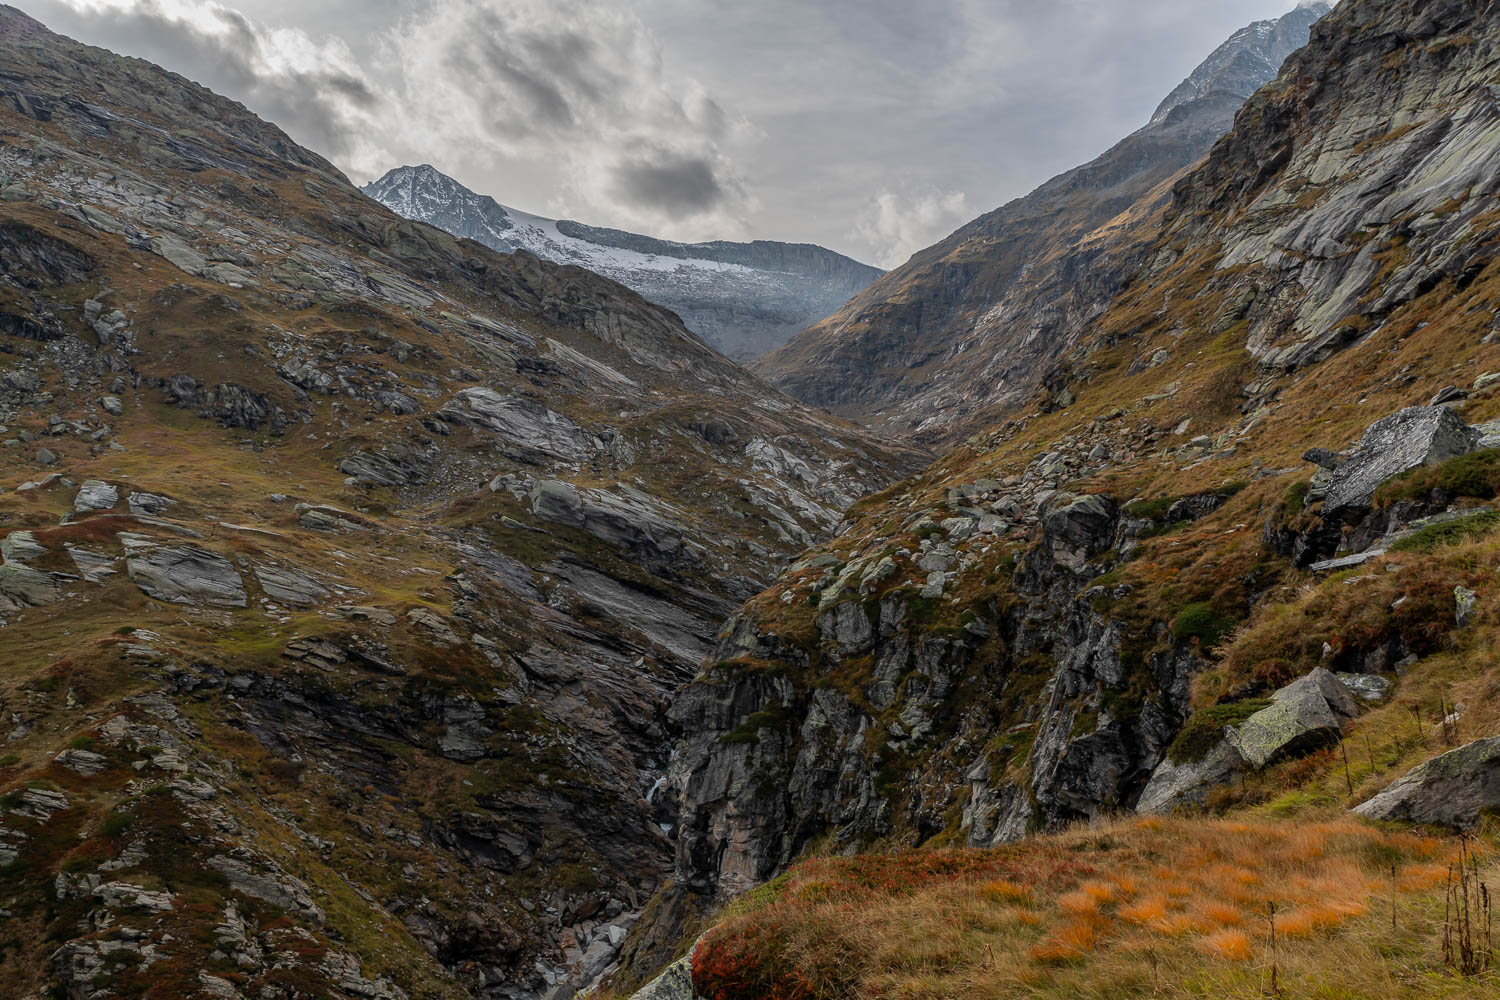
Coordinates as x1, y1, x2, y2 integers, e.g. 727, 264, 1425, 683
625, 0, 1500, 992
754, 2, 1332, 443
363, 165, 883, 361
0, 7, 922, 999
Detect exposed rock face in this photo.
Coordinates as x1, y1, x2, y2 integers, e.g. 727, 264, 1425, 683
252, 564, 328, 607
664, 467, 1203, 909
1136, 739, 1246, 816
627, 952, 700, 1000
755, 4, 1330, 442
439, 389, 597, 465
1323, 407, 1479, 513
1162, 0, 1500, 374
2, 529, 46, 563
1353, 736, 1500, 829
0, 562, 77, 606
365, 165, 882, 360
74, 479, 118, 512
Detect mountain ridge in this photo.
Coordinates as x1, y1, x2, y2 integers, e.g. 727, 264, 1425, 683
753, 2, 1333, 443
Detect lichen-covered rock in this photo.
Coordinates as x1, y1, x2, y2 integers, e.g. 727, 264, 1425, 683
1353, 736, 1500, 829
628, 952, 701, 1000
1323, 407, 1479, 513
1230, 668, 1360, 769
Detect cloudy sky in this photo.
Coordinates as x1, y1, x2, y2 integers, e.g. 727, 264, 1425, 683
23, 0, 1317, 266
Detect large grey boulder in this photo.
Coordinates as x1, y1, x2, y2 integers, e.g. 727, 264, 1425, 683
1324, 406, 1479, 513
1353, 736, 1500, 829
438, 388, 595, 464
1137, 738, 1247, 815
339, 450, 424, 488
126, 544, 247, 607
67, 547, 118, 582
1231, 668, 1360, 768
127, 492, 174, 516
0, 562, 77, 606
1035, 494, 1118, 574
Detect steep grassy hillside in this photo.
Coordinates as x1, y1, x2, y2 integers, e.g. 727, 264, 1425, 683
617, 1, 1500, 994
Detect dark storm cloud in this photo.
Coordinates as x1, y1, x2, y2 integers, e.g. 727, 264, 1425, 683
395, 0, 750, 230
609, 150, 725, 218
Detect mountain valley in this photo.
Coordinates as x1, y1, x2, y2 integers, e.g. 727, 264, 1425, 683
2, 2, 1500, 1000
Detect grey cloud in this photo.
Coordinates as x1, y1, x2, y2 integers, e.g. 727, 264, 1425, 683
29, 0, 1306, 257
28, 0, 382, 167
394, 0, 752, 235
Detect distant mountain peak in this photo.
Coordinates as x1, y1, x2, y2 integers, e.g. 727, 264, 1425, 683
1151, 2, 1333, 125
364, 165, 882, 359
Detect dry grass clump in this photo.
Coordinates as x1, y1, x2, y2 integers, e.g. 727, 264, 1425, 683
692, 817, 1494, 1000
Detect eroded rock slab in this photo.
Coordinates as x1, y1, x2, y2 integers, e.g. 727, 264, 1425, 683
1231, 668, 1360, 768
74, 479, 118, 512
127, 544, 247, 608
439, 388, 596, 464
0, 562, 77, 606
253, 564, 328, 607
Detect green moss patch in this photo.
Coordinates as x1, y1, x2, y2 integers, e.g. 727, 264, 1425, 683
1167, 700, 1270, 764
1377, 448, 1500, 506
1389, 511, 1500, 553
1171, 602, 1235, 648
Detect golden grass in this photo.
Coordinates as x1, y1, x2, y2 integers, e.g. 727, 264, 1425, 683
694, 817, 1498, 1000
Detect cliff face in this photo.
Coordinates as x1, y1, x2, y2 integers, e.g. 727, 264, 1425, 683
1156, 0, 1500, 372
0, 8, 920, 1000
652, 0, 1500, 952
753, 4, 1332, 443
365, 165, 884, 360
